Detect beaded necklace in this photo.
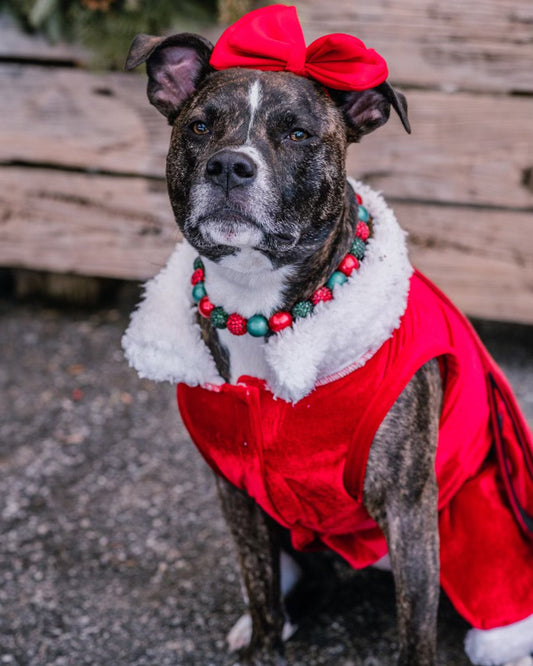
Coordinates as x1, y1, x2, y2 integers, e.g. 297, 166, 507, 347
191, 193, 371, 337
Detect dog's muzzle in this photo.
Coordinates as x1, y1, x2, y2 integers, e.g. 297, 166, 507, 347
200, 217, 264, 248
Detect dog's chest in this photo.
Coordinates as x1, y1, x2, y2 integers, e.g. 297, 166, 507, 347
203, 251, 294, 382
218, 330, 270, 382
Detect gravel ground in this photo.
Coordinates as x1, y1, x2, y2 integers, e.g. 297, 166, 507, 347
0, 288, 532, 666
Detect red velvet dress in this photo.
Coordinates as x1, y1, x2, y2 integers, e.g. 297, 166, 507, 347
177, 270, 533, 631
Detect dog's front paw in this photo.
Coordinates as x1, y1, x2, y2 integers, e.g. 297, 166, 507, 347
228, 613, 253, 652
227, 613, 298, 653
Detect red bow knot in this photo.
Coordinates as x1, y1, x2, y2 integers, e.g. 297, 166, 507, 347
210, 5, 388, 91
285, 45, 307, 78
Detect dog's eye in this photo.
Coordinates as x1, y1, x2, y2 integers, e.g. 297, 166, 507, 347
191, 121, 210, 136
289, 129, 310, 142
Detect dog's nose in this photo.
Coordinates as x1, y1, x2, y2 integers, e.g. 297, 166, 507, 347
205, 150, 257, 191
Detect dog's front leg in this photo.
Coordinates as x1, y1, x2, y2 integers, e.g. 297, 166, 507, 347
364, 360, 442, 666
216, 475, 286, 666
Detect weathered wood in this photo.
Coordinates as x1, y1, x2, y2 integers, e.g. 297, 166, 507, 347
0, 64, 166, 176
295, 0, 533, 94
2, 64, 533, 210
0, 167, 178, 281
349, 89, 533, 209
395, 202, 533, 324
1, 166, 531, 323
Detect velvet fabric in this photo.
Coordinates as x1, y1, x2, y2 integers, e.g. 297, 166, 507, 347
210, 5, 388, 91
177, 270, 533, 631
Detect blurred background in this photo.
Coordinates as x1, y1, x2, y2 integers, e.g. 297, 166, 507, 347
0, 0, 531, 320
0, 2, 532, 665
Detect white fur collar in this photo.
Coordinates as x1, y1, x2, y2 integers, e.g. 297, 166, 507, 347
122, 180, 413, 403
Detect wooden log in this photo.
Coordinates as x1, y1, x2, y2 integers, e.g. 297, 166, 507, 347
1, 166, 532, 323
349, 89, 533, 209
295, 0, 533, 94
0, 166, 178, 281
2, 64, 532, 210
0, 64, 166, 176
395, 202, 533, 325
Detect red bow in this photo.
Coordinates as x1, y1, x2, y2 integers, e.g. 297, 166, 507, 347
210, 5, 388, 91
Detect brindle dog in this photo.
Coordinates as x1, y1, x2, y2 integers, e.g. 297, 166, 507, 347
126, 32, 443, 666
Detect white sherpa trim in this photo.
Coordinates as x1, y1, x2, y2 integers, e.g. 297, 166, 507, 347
122, 240, 222, 387
465, 613, 533, 665
122, 180, 413, 402
263, 179, 412, 401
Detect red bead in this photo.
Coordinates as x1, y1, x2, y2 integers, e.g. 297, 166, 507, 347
311, 287, 333, 305
338, 253, 359, 276
356, 193, 363, 205
227, 313, 247, 335
268, 311, 293, 332
356, 222, 369, 241
191, 268, 205, 285
198, 296, 215, 318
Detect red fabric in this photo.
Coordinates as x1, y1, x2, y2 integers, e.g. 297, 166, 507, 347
210, 5, 388, 91
177, 270, 533, 630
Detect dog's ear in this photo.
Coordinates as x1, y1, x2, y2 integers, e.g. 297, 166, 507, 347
125, 33, 214, 122
330, 82, 410, 142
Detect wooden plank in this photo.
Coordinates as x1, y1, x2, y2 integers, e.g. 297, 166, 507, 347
295, 0, 533, 94
396, 202, 533, 324
1, 166, 531, 323
0, 167, 179, 281
2, 64, 532, 209
0, 64, 167, 177
347, 89, 533, 209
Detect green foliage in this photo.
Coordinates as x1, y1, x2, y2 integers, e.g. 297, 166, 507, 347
0, 0, 218, 69
218, 0, 251, 24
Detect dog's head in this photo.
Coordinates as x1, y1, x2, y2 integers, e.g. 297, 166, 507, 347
126, 24, 409, 272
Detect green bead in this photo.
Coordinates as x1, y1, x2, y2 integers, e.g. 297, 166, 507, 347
192, 282, 206, 303
247, 314, 269, 337
210, 306, 228, 329
291, 301, 314, 318
327, 271, 347, 290
358, 205, 369, 222
193, 257, 204, 270
351, 237, 366, 260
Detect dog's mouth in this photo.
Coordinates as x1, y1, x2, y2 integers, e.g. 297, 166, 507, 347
187, 207, 301, 264
198, 209, 264, 249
